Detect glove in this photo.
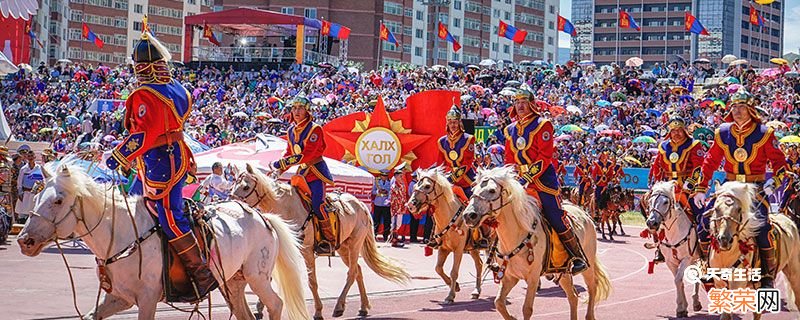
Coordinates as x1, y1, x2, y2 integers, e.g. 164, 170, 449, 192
693, 192, 707, 208
269, 161, 280, 171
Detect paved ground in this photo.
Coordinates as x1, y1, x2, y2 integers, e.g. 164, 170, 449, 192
1, 226, 798, 320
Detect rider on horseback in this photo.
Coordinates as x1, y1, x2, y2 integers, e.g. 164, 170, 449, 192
592, 150, 622, 213
648, 116, 706, 263
573, 154, 592, 206
691, 88, 790, 289
105, 30, 217, 299
503, 87, 588, 274
270, 95, 337, 255
437, 105, 490, 248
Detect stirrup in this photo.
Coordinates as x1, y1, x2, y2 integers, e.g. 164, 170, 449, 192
569, 257, 588, 274
315, 240, 335, 256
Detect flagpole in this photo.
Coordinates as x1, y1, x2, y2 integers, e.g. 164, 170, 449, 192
80, 0, 86, 65
378, 20, 383, 68
639, 4, 643, 62
664, 0, 668, 65
615, 0, 620, 66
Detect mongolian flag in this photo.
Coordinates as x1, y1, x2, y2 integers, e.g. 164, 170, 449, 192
684, 12, 709, 35
321, 20, 351, 40
203, 23, 220, 46
749, 5, 765, 27
81, 23, 104, 48
437, 22, 461, 52
557, 15, 577, 36
619, 10, 640, 31
26, 23, 43, 49
379, 22, 399, 45
498, 20, 527, 44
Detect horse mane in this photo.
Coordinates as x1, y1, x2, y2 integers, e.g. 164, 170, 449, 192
50, 165, 142, 215
476, 166, 539, 233
417, 166, 455, 205
715, 181, 763, 239
245, 166, 281, 205
650, 180, 677, 200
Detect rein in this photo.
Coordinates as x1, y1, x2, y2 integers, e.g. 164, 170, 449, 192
236, 174, 269, 207
471, 179, 511, 218
415, 176, 464, 246
649, 192, 695, 252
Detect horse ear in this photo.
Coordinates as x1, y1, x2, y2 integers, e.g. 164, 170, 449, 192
58, 165, 70, 177
246, 163, 255, 174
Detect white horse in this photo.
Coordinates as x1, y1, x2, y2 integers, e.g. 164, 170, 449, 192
644, 181, 702, 318
707, 181, 800, 320
463, 166, 612, 320
406, 168, 485, 304
230, 163, 410, 319
17, 165, 309, 320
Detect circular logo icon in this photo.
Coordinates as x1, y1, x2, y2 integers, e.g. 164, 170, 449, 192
669, 152, 679, 163
293, 144, 302, 155
515, 137, 527, 150
733, 148, 748, 162
355, 127, 402, 172
448, 150, 458, 161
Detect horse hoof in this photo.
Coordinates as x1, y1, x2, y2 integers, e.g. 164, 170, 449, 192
471, 293, 480, 299
693, 302, 702, 311
676, 311, 688, 318
314, 316, 324, 320
358, 310, 368, 317
455, 282, 461, 292
444, 298, 455, 305
254, 313, 263, 320
332, 309, 344, 318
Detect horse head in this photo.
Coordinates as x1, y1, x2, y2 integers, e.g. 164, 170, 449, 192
645, 181, 681, 232
464, 166, 537, 231
18, 166, 91, 256
406, 167, 449, 216
709, 181, 761, 252
230, 163, 274, 208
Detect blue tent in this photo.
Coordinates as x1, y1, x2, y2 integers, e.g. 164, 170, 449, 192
47, 155, 128, 184
184, 133, 210, 154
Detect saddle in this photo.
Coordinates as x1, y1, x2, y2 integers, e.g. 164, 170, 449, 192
148, 198, 215, 303
522, 189, 578, 274
290, 176, 341, 256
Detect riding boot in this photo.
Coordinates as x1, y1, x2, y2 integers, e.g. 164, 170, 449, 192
654, 248, 666, 263
169, 231, 218, 299
316, 217, 336, 255
759, 247, 778, 289
558, 229, 589, 274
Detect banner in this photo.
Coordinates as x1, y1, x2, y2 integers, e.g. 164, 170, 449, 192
562, 166, 761, 192
89, 99, 125, 113
474, 126, 497, 144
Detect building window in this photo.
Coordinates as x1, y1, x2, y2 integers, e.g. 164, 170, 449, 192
547, 36, 553, 45
133, 21, 142, 31
493, 9, 499, 18
438, 13, 448, 23
304, 8, 316, 19
453, 18, 460, 28
452, 53, 459, 60
549, 5, 555, 14
454, 0, 461, 10
384, 2, 403, 16
503, 44, 509, 54
492, 42, 498, 51
504, 11, 510, 20
415, 29, 423, 38
280, 7, 294, 15
404, 8, 413, 17
548, 21, 554, 30
133, 3, 142, 13
416, 10, 423, 20
415, 46, 422, 56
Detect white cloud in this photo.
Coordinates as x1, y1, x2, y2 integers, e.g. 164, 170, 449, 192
559, 0, 572, 48
784, 0, 800, 54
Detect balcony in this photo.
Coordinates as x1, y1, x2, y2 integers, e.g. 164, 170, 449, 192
190, 46, 340, 66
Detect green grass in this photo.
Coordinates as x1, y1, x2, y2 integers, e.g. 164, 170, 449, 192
619, 211, 646, 227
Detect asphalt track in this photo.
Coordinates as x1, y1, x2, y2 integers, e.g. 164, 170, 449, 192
1, 226, 798, 319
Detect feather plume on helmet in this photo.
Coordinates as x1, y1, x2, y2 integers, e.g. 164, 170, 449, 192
723, 88, 761, 123
132, 26, 173, 84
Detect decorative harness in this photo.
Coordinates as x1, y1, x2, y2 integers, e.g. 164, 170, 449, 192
415, 176, 466, 246
648, 192, 697, 259
708, 193, 756, 271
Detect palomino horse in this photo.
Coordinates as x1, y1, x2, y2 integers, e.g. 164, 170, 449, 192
463, 167, 612, 320
406, 168, 486, 304
708, 181, 800, 320
230, 164, 410, 319
644, 181, 702, 318
17, 166, 309, 320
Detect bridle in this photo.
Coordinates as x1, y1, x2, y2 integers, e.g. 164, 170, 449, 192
648, 192, 678, 231
28, 195, 108, 242
234, 173, 268, 206
708, 193, 750, 248
471, 178, 511, 219
413, 176, 445, 207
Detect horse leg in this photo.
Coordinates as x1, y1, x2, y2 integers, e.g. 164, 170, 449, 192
134, 291, 160, 320
469, 249, 483, 299
445, 247, 465, 304
616, 213, 626, 236
227, 275, 258, 320
582, 266, 599, 320
495, 276, 520, 320
604, 213, 614, 241
435, 248, 454, 302
691, 283, 702, 312
557, 275, 579, 320
671, 260, 689, 318
523, 277, 542, 320
332, 244, 357, 317
245, 273, 282, 320
304, 248, 324, 320
83, 293, 133, 320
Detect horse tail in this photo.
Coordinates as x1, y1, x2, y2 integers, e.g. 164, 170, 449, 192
358, 201, 410, 284
263, 214, 310, 320
591, 257, 612, 303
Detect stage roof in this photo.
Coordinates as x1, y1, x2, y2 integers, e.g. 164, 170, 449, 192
184, 8, 306, 29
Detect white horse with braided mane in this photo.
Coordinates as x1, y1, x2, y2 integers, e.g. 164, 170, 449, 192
643, 181, 702, 318
463, 167, 611, 320
17, 165, 309, 320
707, 181, 800, 320
406, 167, 486, 304
230, 163, 410, 319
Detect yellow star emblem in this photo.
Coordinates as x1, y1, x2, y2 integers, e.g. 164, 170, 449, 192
126, 139, 140, 152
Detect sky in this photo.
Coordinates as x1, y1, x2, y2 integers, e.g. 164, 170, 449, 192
557, 0, 800, 54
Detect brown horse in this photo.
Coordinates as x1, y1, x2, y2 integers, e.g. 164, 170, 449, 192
596, 185, 633, 240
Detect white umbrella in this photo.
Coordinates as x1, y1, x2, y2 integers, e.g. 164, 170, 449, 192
0, 0, 38, 20
346, 67, 358, 74
730, 59, 748, 66
499, 88, 516, 96
311, 98, 329, 105
625, 57, 643, 67
57, 59, 73, 64
479, 59, 496, 67
461, 94, 473, 101
0, 52, 19, 76
231, 111, 248, 118
431, 65, 446, 71
595, 124, 610, 131
17, 63, 32, 72
612, 101, 625, 107
566, 105, 582, 114
466, 65, 480, 70
721, 54, 737, 64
